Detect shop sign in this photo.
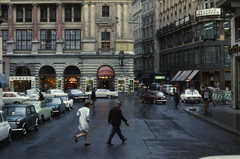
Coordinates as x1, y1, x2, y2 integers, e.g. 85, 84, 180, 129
155, 76, 165, 80
228, 45, 240, 55
10, 76, 34, 81
196, 8, 221, 17
134, 80, 139, 83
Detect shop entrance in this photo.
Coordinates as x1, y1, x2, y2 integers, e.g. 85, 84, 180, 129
97, 66, 115, 91
64, 66, 80, 91
202, 71, 220, 89
39, 66, 56, 92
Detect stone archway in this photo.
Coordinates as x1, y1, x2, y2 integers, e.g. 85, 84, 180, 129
97, 66, 115, 90
15, 66, 31, 76
64, 66, 80, 90
39, 66, 56, 91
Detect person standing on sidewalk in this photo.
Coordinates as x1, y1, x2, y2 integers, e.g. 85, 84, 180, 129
107, 100, 129, 146
173, 89, 180, 109
207, 88, 216, 107
74, 101, 91, 146
91, 87, 96, 108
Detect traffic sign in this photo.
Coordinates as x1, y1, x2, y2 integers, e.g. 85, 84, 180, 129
190, 82, 195, 88
186, 78, 190, 82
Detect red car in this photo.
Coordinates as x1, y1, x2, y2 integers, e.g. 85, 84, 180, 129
140, 91, 167, 104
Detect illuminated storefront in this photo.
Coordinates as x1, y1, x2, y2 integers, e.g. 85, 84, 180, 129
97, 66, 115, 91
9, 76, 36, 92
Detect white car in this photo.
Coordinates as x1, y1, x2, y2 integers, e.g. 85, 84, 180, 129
180, 89, 202, 103
168, 87, 177, 95
59, 96, 74, 110
0, 110, 11, 142
86, 89, 118, 98
43, 89, 68, 99
3, 92, 30, 104
26, 89, 39, 100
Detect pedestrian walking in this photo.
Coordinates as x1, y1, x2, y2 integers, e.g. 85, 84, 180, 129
107, 100, 129, 146
39, 91, 44, 101
207, 88, 216, 107
91, 87, 96, 108
173, 89, 180, 109
74, 101, 91, 146
79, 85, 83, 91
127, 85, 132, 96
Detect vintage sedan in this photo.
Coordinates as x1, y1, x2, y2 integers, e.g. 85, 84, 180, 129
66, 89, 90, 101
59, 96, 74, 110
180, 89, 202, 103
23, 101, 53, 123
26, 89, 39, 101
44, 98, 66, 115
3, 92, 30, 104
2, 104, 39, 136
86, 89, 118, 98
0, 110, 11, 142
141, 91, 167, 104
43, 89, 68, 99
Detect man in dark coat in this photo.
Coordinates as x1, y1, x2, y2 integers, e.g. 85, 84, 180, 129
107, 100, 129, 146
173, 89, 180, 109
39, 91, 44, 101
91, 87, 96, 108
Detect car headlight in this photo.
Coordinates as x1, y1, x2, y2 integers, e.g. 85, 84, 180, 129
16, 119, 21, 125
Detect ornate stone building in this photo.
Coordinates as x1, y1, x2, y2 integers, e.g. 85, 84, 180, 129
0, 0, 135, 92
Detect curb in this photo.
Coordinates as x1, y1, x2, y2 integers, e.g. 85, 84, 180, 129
183, 108, 240, 136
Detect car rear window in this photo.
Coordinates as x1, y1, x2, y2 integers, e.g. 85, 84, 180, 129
156, 92, 164, 96
187, 90, 199, 95
3, 107, 26, 116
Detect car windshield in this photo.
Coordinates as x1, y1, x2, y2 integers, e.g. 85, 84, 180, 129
71, 90, 83, 94
52, 90, 64, 94
60, 96, 69, 101
28, 91, 36, 94
32, 103, 40, 108
187, 90, 199, 95
156, 92, 164, 96
45, 98, 61, 104
3, 107, 26, 116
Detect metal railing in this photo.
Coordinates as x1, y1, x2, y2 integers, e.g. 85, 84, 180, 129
212, 90, 232, 104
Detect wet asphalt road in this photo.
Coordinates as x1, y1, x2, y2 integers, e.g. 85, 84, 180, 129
1, 94, 240, 159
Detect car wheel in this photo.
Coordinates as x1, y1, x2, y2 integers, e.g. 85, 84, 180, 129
107, 95, 112, 99
63, 107, 66, 114
152, 99, 156, 104
14, 101, 20, 104
6, 131, 11, 142
141, 98, 144, 103
34, 119, 39, 131
162, 102, 166, 104
22, 124, 28, 136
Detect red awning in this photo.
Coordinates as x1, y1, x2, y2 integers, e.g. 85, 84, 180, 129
98, 66, 114, 76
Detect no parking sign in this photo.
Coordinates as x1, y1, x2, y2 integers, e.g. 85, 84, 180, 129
190, 82, 195, 88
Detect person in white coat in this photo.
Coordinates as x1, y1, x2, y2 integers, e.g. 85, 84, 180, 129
74, 101, 91, 146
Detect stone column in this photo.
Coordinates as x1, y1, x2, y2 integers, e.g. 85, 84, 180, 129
123, 3, 128, 39
31, 3, 39, 54
7, 3, 14, 54
117, 3, 121, 38
84, 4, 89, 37
90, 4, 95, 38
56, 3, 63, 54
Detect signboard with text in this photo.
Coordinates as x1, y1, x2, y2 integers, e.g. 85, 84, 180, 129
196, 8, 221, 17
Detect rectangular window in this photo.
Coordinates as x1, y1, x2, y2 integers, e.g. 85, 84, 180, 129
16, 30, 32, 50
184, 50, 188, 65
25, 5, 32, 22
179, 51, 183, 66
16, 5, 23, 22
65, 4, 72, 22
40, 30, 56, 49
224, 21, 231, 39
2, 5, 8, 19
160, 37, 166, 50
189, 50, 193, 65
210, 2, 214, 8
194, 25, 199, 41
224, 46, 231, 63
0, 30, 8, 50
160, 55, 164, 68
184, 27, 192, 44
50, 5, 56, 22
167, 54, 170, 67
238, 18, 240, 40
194, 48, 200, 64
65, 30, 81, 49
202, 21, 219, 39
171, 53, 174, 67
102, 6, 109, 17
74, 5, 81, 22
41, 5, 47, 22
202, 46, 220, 63
101, 32, 110, 48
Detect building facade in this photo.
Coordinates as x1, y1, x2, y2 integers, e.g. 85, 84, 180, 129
0, 0, 135, 93
157, 0, 231, 92
217, 0, 240, 109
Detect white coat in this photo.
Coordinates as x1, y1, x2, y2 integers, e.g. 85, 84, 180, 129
76, 107, 90, 132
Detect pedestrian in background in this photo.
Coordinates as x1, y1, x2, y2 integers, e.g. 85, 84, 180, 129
207, 88, 216, 107
39, 91, 44, 101
127, 85, 132, 96
91, 87, 96, 108
173, 88, 180, 109
74, 101, 91, 146
79, 85, 83, 91
107, 100, 129, 146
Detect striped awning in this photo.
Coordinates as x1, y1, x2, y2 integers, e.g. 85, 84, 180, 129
175, 70, 192, 81
187, 70, 199, 81
171, 71, 182, 82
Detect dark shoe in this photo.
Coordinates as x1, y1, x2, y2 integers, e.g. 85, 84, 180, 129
84, 143, 90, 146
74, 136, 78, 143
122, 138, 127, 143
107, 142, 114, 146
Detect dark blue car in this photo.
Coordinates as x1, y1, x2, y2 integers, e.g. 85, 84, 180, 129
44, 98, 66, 115
66, 89, 90, 101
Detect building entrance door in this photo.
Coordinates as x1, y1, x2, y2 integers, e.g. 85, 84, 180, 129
97, 66, 115, 91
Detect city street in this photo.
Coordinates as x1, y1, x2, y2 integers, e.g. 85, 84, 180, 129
1, 94, 240, 159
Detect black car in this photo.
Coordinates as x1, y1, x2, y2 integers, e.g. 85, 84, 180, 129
44, 98, 66, 115
66, 89, 90, 101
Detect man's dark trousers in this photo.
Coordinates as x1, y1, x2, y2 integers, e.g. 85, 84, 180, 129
107, 126, 125, 143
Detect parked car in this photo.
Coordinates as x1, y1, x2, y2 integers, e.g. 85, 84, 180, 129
44, 98, 66, 115
43, 89, 68, 99
0, 110, 11, 142
86, 89, 118, 98
168, 87, 177, 95
180, 89, 202, 103
3, 92, 30, 104
150, 83, 163, 91
140, 91, 167, 104
66, 89, 90, 101
2, 104, 39, 136
59, 96, 74, 110
25, 89, 39, 101
161, 84, 174, 94
23, 101, 53, 123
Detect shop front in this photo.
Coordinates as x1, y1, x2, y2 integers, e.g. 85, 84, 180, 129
64, 66, 80, 91
201, 70, 221, 90
9, 76, 36, 92
39, 66, 56, 92
97, 66, 115, 91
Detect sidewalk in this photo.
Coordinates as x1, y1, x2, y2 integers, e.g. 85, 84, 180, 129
182, 102, 240, 136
